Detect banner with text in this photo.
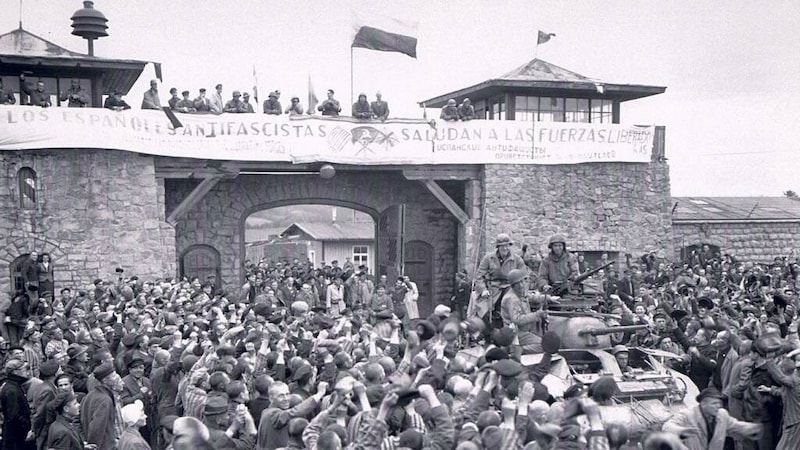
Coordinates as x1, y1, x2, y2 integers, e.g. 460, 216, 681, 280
0, 106, 654, 164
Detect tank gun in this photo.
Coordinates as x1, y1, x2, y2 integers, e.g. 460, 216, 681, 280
579, 324, 648, 337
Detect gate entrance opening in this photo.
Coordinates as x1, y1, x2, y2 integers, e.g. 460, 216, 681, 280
245, 204, 377, 273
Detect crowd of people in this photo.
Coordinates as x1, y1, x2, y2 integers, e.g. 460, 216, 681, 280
1, 234, 799, 450
0, 76, 485, 123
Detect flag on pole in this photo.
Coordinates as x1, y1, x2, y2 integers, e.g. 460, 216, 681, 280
352, 9, 419, 58
537, 30, 556, 45
252, 65, 259, 103
307, 75, 319, 115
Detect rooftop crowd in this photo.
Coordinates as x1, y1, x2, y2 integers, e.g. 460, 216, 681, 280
0, 76, 483, 122
1, 236, 799, 450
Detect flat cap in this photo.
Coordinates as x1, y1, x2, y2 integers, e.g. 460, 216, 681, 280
204, 395, 229, 415
492, 359, 523, 378
39, 360, 61, 378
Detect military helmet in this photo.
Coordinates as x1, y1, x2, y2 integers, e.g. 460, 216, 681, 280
495, 233, 513, 247
504, 269, 527, 286
548, 234, 567, 248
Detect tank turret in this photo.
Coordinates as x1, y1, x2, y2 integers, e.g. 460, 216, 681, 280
545, 313, 647, 349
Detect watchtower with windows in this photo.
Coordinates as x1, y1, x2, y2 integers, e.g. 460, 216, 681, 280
420, 58, 665, 124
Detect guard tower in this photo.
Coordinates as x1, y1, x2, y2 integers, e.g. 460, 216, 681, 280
0, 1, 147, 107
420, 58, 665, 124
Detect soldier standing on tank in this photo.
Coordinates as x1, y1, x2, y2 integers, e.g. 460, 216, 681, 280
500, 269, 547, 354
471, 234, 527, 334
536, 234, 580, 293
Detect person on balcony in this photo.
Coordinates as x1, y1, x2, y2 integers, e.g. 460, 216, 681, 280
28, 81, 52, 108
223, 91, 247, 113
59, 79, 90, 108
167, 87, 180, 110
193, 88, 211, 113
318, 89, 341, 116
285, 97, 304, 116
371, 92, 389, 121
0, 78, 16, 104
104, 90, 132, 111
209, 84, 224, 114
242, 92, 256, 113
175, 91, 197, 113
458, 97, 475, 121
263, 91, 282, 115
141, 79, 162, 110
440, 99, 459, 121
352, 93, 374, 120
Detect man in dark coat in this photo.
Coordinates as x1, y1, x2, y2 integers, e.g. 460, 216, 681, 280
0, 359, 34, 450
31, 360, 60, 450
81, 363, 123, 450
45, 391, 83, 450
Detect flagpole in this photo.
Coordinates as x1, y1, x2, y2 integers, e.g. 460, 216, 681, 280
350, 47, 355, 110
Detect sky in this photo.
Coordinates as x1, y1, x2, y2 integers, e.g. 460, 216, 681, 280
3, 0, 799, 196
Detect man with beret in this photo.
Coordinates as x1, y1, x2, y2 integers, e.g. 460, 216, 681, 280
44, 391, 82, 450
664, 387, 762, 450
121, 357, 153, 442
473, 233, 527, 332
0, 359, 33, 450
81, 363, 124, 450
31, 359, 60, 450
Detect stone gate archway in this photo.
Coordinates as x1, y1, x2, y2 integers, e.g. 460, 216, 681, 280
165, 170, 459, 305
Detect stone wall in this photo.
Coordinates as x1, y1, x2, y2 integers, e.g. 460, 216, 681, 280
480, 161, 674, 265
673, 221, 800, 262
165, 171, 458, 307
0, 149, 176, 300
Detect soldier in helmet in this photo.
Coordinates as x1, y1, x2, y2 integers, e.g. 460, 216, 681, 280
500, 269, 547, 354
536, 234, 580, 293
472, 234, 527, 331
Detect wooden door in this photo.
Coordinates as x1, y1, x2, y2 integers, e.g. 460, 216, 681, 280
181, 245, 222, 285
378, 204, 405, 282
404, 240, 433, 317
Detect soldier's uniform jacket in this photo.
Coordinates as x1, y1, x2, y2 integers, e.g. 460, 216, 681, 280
536, 251, 580, 290
475, 251, 526, 294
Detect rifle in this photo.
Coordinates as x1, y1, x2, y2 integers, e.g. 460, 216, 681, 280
549, 261, 614, 296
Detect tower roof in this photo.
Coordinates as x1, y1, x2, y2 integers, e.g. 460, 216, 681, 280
0, 27, 86, 57
419, 58, 666, 108
0, 27, 149, 96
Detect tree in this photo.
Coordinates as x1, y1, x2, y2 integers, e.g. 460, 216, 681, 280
784, 190, 798, 198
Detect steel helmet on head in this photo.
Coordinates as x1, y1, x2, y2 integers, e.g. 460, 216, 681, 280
503, 269, 527, 287
495, 233, 513, 247
548, 234, 567, 248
